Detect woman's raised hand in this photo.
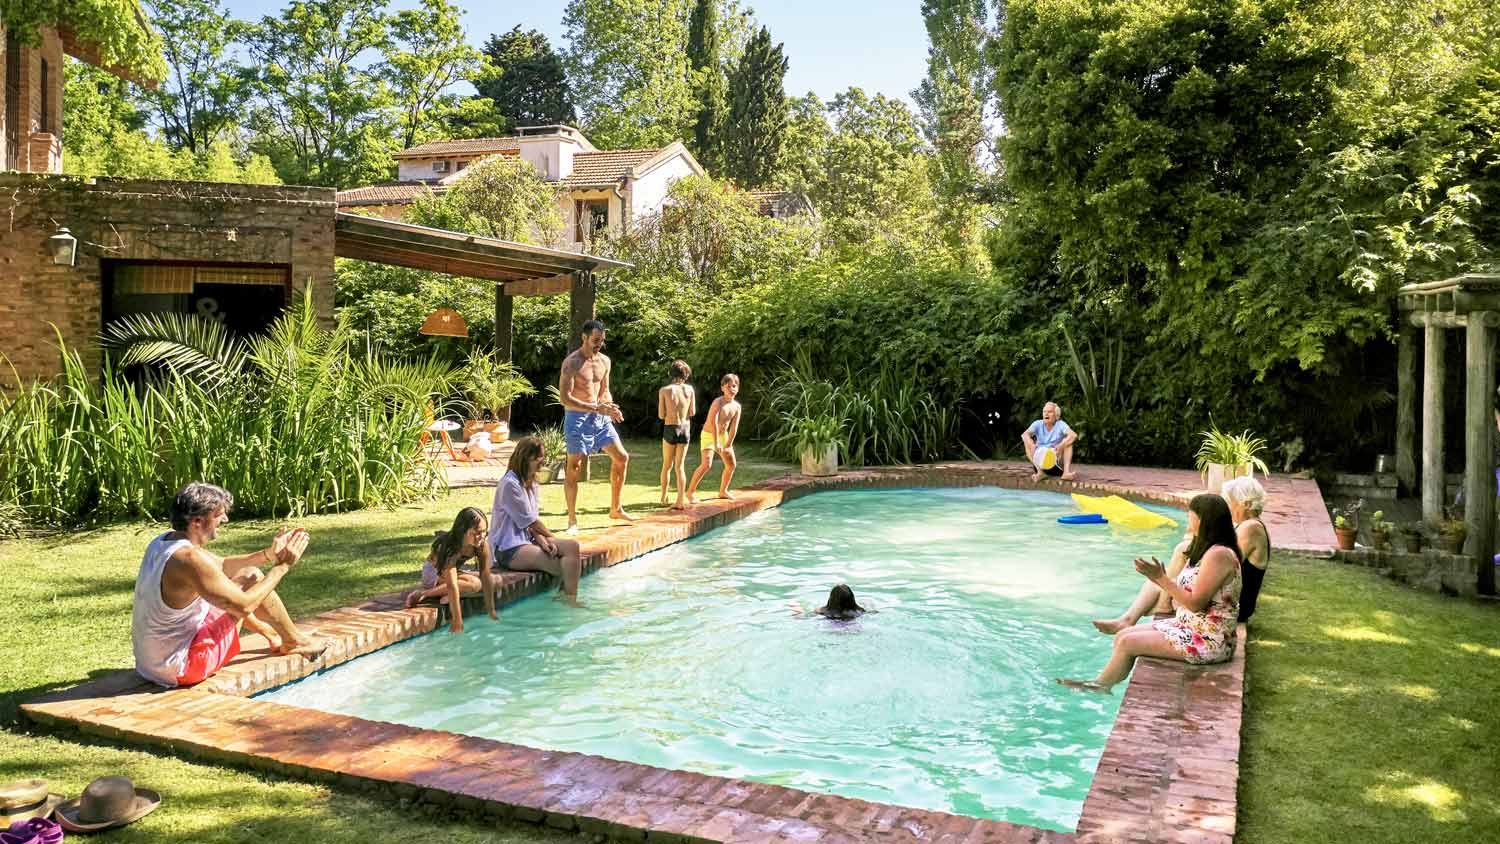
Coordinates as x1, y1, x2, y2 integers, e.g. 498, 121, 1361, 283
1133, 555, 1167, 584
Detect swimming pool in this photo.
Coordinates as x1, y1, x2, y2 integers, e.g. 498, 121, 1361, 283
259, 487, 1181, 831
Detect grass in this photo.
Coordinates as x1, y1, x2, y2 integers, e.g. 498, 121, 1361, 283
0, 438, 789, 843
6, 450, 1499, 842
1238, 555, 1500, 843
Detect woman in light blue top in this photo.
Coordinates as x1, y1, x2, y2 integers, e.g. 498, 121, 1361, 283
490, 436, 584, 605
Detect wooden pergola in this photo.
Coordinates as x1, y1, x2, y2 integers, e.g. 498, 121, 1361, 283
334, 213, 632, 413
1395, 273, 1498, 594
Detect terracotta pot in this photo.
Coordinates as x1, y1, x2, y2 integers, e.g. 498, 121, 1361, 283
462, 420, 510, 441
800, 444, 838, 477
1439, 527, 1466, 554
1402, 530, 1425, 553
1334, 527, 1357, 551
1371, 529, 1391, 551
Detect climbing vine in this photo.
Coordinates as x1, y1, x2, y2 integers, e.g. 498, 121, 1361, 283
1, 0, 165, 82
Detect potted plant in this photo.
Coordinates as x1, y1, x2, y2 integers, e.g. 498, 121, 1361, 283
1438, 506, 1467, 553
1195, 423, 1271, 494
792, 414, 842, 477
460, 349, 535, 441
536, 425, 568, 483
1401, 522, 1425, 553
1369, 511, 1394, 551
1332, 500, 1361, 551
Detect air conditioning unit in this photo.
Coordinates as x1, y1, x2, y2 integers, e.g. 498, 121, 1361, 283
432, 160, 450, 173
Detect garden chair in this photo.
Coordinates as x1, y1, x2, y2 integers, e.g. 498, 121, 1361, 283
419, 404, 459, 461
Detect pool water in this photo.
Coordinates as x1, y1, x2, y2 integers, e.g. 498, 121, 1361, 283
259, 487, 1182, 830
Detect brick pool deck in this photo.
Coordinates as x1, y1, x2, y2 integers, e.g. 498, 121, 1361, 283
23, 462, 1330, 843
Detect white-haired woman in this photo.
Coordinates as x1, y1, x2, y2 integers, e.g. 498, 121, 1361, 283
1092, 475, 1270, 634
1221, 475, 1270, 621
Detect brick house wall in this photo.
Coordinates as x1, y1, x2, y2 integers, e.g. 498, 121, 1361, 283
0, 174, 337, 389
1, 25, 65, 173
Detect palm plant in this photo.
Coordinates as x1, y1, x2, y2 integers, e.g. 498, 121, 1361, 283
459, 348, 535, 421
2, 288, 458, 528
1195, 421, 1271, 477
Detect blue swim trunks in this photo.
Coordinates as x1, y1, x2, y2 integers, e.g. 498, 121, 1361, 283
564, 410, 619, 455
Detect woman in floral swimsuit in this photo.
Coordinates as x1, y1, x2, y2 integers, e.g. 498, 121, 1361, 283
1059, 493, 1242, 693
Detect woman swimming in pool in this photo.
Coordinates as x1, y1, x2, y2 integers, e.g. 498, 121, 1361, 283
815, 584, 867, 620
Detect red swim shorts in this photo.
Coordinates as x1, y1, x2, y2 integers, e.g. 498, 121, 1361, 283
175, 608, 241, 686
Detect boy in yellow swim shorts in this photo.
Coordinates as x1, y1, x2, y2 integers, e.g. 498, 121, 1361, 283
687, 373, 742, 502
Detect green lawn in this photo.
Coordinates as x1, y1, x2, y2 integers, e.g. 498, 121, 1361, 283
5, 452, 1499, 842
0, 438, 790, 843
1239, 555, 1500, 843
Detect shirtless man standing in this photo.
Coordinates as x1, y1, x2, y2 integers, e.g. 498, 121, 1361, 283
559, 319, 633, 532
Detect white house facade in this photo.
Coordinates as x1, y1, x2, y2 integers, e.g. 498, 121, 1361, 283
338, 125, 707, 251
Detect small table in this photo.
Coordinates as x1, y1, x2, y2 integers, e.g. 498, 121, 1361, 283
424, 419, 461, 460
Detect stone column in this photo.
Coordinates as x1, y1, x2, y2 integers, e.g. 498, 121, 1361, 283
1465, 312, 1497, 594
1422, 321, 1446, 522
494, 285, 514, 424
568, 270, 596, 353
1396, 324, 1419, 495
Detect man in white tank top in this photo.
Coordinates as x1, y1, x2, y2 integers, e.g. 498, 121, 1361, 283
132, 482, 326, 687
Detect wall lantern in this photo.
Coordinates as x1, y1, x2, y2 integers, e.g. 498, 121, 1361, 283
48, 227, 77, 266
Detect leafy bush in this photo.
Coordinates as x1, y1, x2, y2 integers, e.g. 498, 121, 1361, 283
0, 296, 454, 528
765, 352, 964, 466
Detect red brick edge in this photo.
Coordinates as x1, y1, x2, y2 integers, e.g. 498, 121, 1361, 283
24, 462, 1255, 843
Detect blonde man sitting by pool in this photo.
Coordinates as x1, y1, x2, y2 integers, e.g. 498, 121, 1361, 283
1021, 401, 1078, 481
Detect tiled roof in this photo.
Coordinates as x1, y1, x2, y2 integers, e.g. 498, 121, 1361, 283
560, 148, 663, 187
749, 190, 791, 215
393, 137, 521, 159
337, 182, 441, 205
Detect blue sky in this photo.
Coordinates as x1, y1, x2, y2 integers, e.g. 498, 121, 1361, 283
218, 0, 932, 105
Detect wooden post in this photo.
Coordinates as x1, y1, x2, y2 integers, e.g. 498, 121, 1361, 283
1422, 324, 1446, 522
494, 286, 514, 424
568, 270, 596, 353
1396, 324, 1419, 496
1465, 313, 1497, 595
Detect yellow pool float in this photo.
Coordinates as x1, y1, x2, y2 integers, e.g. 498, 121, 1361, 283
1070, 493, 1178, 530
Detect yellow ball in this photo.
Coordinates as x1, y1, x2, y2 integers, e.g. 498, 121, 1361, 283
1034, 446, 1058, 471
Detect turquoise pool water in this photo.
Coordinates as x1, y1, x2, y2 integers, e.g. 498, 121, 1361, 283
259, 487, 1182, 830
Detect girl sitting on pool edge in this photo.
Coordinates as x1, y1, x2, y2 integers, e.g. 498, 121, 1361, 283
404, 506, 498, 634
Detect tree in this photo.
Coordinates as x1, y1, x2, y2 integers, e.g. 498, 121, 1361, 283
384, 0, 486, 149
686, 0, 726, 170
138, 0, 250, 153
475, 27, 576, 131
913, 0, 994, 268
244, 0, 393, 187
63, 59, 278, 182
562, 0, 697, 149
404, 154, 563, 245
723, 26, 787, 187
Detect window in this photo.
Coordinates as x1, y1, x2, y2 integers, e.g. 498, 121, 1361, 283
39, 59, 50, 133
432, 160, 450, 173
456, 160, 468, 170
575, 199, 609, 242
